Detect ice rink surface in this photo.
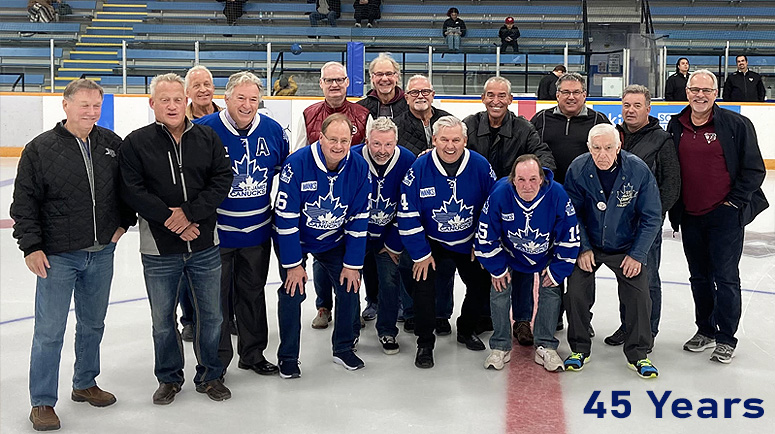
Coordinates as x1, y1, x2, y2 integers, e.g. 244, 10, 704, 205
1, 157, 773, 433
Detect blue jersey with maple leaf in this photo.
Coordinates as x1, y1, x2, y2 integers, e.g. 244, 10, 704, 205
194, 111, 289, 248
351, 144, 416, 252
274, 142, 371, 269
398, 149, 496, 261
475, 172, 580, 284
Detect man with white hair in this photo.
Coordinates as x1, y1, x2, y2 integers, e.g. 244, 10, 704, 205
185, 65, 222, 120
667, 69, 767, 363
120, 73, 233, 404
563, 123, 662, 378
398, 115, 496, 369
357, 53, 409, 120
194, 71, 289, 377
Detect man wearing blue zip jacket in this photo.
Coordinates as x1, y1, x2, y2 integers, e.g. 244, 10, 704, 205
194, 71, 289, 377
563, 123, 662, 379
120, 73, 233, 404
274, 113, 371, 377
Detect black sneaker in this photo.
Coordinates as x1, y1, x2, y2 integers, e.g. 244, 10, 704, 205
435, 318, 451, 335
604, 327, 626, 346
403, 317, 415, 333
278, 360, 302, 379
333, 351, 365, 371
379, 335, 400, 355
195, 379, 231, 401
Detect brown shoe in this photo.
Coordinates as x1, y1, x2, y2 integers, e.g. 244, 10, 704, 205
71, 385, 116, 407
30, 406, 60, 431
152, 383, 181, 405
513, 321, 534, 346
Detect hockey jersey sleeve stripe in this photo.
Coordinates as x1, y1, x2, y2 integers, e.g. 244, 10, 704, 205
217, 218, 272, 233
283, 259, 303, 269
474, 246, 502, 259
344, 229, 367, 237
397, 211, 420, 218
316, 229, 339, 241
217, 204, 271, 217
556, 241, 581, 248
428, 232, 474, 246
351, 212, 370, 220
492, 268, 509, 279
556, 254, 577, 264
399, 227, 424, 236
276, 210, 300, 219
343, 262, 363, 270
276, 227, 299, 235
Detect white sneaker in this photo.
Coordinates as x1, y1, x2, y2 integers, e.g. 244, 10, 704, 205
535, 346, 564, 372
484, 349, 511, 370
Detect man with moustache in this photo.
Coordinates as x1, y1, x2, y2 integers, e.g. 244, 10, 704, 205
668, 69, 767, 363
563, 124, 662, 378
120, 73, 233, 404
398, 115, 496, 368
274, 113, 371, 376
351, 117, 415, 354
358, 53, 409, 120
194, 71, 289, 377
12, 79, 135, 431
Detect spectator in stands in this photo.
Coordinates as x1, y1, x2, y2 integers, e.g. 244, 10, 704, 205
12, 79, 132, 432
664, 57, 689, 102
353, 0, 381, 28
536, 65, 566, 101
28, 0, 60, 23
310, 0, 341, 27
723, 55, 765, 102
668, 69, 767, 364
217, 0, 248, 26
604, 84, 680, 350
442, 8, 466, 52
358, 53, 409, 121
274, 76, 298, 96
498, 17, 520, 53
185, 65, 222, 120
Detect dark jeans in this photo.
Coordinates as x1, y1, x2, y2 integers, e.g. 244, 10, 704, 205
501, 40, 519, 53
682, 205, 744, 347
617, 233, 662, 337
218, 241, 271, 372
277, 244, 360, 361
509, 269, 533, 323
315, 249, 378, 309
399, 253, 455, 320
410, 241, 490, 349
566, 249, 652, 363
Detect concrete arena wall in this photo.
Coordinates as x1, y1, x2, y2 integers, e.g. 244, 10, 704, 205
1, 93, 774, 166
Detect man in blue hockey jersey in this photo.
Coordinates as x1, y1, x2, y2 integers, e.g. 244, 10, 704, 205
274, 113, 371, 377
563, 124, 662, 378
194, 71, 289, 378
475, 154, 579, 371
398, 115, 496, 369
351, 117, 415, 355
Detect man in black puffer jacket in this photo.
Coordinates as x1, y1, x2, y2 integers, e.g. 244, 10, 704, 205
464, 76, 555, 179
12, 79, 136, 431
393, 75, 451, 156
357, 53, 408, 120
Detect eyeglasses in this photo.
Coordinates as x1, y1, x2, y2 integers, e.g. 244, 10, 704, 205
372, 71, 397, 78
321, 77, 347, 85
687, 87, 716, 95
558, 90, 585, 97
406, 88, 434, 97
320, 134, 351, 146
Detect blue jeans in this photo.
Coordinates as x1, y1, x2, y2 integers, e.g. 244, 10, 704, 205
141, 246, 223, 386
533, 278, 563, 351
682, 205, 744, 347
446, 34, 461, 51
374, 248, 402, 338
489, 270, 534, 351
310, 11, 337, 27
29, 243, 116, 407
617, 233, 662, 337
277, 244, 360, 362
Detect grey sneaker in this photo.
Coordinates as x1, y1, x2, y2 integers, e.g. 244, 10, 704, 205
710, 343, 735, 364
534, 346, 564, 372
311, 308, 332, 329
683, 333, 716, 352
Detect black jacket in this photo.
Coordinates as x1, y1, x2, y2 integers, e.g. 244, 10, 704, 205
442, 17, 466, 37
463, 110, 555, 179
617, 116, 681, 216
667, 104, 768, 229
394, 107, 451, 156
357, 87, 408, 119
664, 72, 689, 101
353, 0, 381, 21
498, 25, 520, 45
723, 70, 766, 102
11, 122, 136, 256
119, 121, 232, 255
536, 73, 558, 100
530, 106, 611, 184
